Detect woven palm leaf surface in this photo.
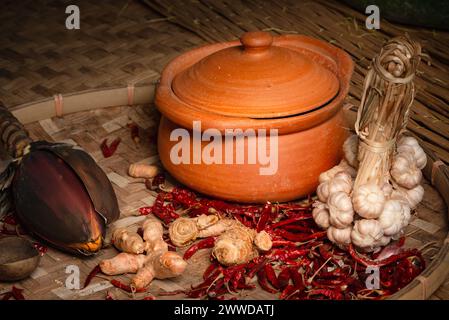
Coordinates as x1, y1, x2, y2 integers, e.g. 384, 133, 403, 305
0, 0, 448, 299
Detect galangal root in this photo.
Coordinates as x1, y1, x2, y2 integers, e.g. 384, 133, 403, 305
169, 214, 272, 266
213, 225, 272, 266
128, 163, 160, 179
100, 218, 186, 290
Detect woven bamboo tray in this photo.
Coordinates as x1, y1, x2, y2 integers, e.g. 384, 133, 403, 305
0, 85, 447, 300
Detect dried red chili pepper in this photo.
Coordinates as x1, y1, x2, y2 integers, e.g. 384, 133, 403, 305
268, 248, 309, 261
275, 229, 326, 242
271, 240, 300, 248
290, 267, 304, 289
158, 289, 186, 296
11, 286, 25, 300
277, 267, 291, 290
268, 215, 311, 230
308, 288, 343, 300
257, 269, 277, 294
171, 187, 197, 207
1, 214, 17, 225
279, 284, 297, 300
127, 122, 140, 144
281, 224, 314, 233
150, 193, 179, 225
142, 295, 156, 300
84, 264, 101, 288
256, 203, 272, 232
152, 173, 166, 189
139, 207, 152, 216
183, 237, 216, 260
2, 292, 13, 300
230, 270, 248, 292
32, 242, 48, 256
207, 278, 226, 298
374, 237, 406, 260
105, 291, 115, 300
203, 262, 220, 280
348, 244, 421, 267
264, 264, 280, 289
100, 137, 121, 158
246, 257, 267, 279
110, 279, 146, 293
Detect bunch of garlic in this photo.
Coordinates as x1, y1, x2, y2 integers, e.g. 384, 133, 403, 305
313, 134, 426, 251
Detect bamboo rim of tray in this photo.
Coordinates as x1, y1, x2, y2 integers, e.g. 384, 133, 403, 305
9, 85, 449, 300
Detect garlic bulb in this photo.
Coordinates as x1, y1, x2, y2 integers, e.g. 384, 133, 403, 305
391, 184, 424, 209
391, 151, 422, 189
373, 236, 391, 248
339, 159, 357, 178
318, 159, 356, 183
352, 183, 385, 219
378, 200, 411, 236
328, 192, 354, 228
316, 182, 330, 203
343, 134, 359, 167
381, 182, 393, 198
329, 172, 353, 194
351, 219, 384, 249
317, 172, 353, 202
397, 136, 427, 169
169, 217, 199, 247
327, 226, 352, 246
312, 202, 330, 229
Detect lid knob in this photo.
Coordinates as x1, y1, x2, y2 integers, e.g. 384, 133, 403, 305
240, 31, 273, 53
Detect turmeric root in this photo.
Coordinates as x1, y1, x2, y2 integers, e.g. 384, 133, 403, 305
99, 252, 147, 275
128, 163, 160, 179
112, 228, 146, 254
142, 219, 168, 252
131, 251, 187, 288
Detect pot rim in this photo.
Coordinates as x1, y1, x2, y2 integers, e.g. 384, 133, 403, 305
156, 34, 354, 135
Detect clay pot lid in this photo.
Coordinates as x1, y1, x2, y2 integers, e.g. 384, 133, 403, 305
172, 31, 340, 119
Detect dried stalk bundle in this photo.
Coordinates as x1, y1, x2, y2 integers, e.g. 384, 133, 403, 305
314, 36, 425, 251
354, 37, 422, 189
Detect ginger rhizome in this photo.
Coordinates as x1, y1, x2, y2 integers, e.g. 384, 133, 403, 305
100, 218, 186, 289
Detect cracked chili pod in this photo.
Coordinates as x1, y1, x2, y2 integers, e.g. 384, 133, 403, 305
12, 141, 120, 256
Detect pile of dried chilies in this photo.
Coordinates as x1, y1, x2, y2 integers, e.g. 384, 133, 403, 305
141, 174, 425, 300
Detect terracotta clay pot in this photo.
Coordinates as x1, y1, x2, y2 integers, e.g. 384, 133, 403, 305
156, 31, 354, 203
